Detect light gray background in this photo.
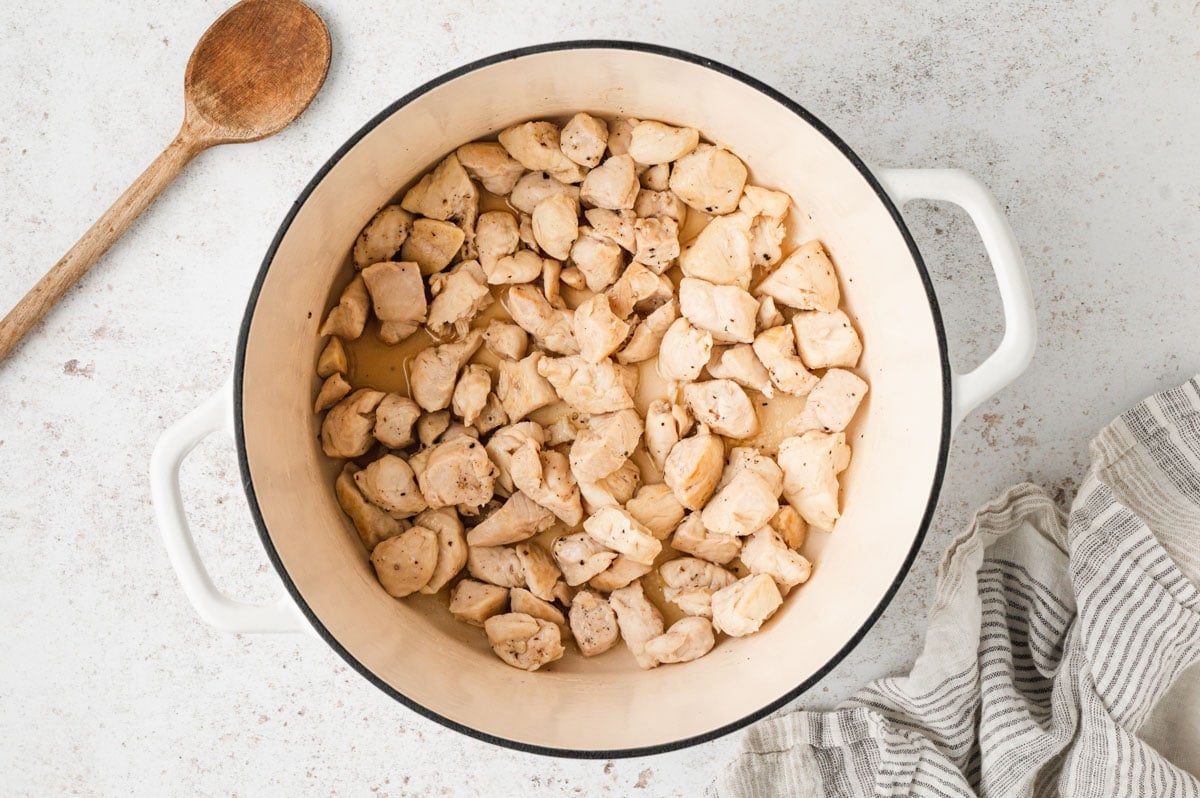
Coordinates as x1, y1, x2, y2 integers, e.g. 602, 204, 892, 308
2, 1, 1197, 795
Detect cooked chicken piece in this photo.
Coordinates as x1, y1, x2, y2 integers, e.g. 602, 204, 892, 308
440, 422, 479, 443
482, 321, 528, 361
660, 557, 737, 618
580, 154, 639, 210
569, 228, 624, 293
484, 421, 545, 494
510, 587, 567, 627
794, 369, 869, 434
679, 277, 758, 344
542, 256, 564, 308
354, 454, 427, 518
634, 189, 687, 225
510, 442, 583, 525
671, 512, 742, 565
319, 275, 370, 339
505, 284, 579, 355
769, 504, 807, 550
554, 533, 618, 586
584, 207, 636, 252
321, 389, 385, 458
792, 309, 863, 369
407, 447, 431, 482
711, 573, 783, 636
475, 211, 520, 275
408, 330, 483, 412
778, 431, 851, 530
706, 345, 772, 397
579, 458, 642, 513
609, 581, 666, 669
644, 400, 694, 473
456, 141, 525, 195
401, 153, 479, 226
632, 217, 679, 274
617, 300, 678, 365
720, 446, 784, 496
372, 394, 420, 449
569, 409, 642, 483
664, 430, 725, 510
701, 468, 779, 537
484, 612, 565, 671
475, 392, 508, 436
509, 170, 580, 215
624, 483, 686, 541
753, 326, 818, 397
353, 205, 414, 268
544, 414, 580, 447
639, 163, 670, 191
370, 526, 438, 598
468, 545, 526, 588
678, 213, 753, 290
569, 590, 620, 656
738, 186, 791, 268
669, 144, 748, 215
682, 379, 759, 439
644, 617, 716, 664
399, 218, 466, 276
426, 260, 492, 338
335, 464, 407, 550
360, 261, 426, 344
657, 318, 713, 384
417, 436, 498, 511
450, 364, 491, 426
496, 352, 559, 422
739, 185, 791, 220
582, 507, 662, 566
757, 296, 785, 331
560, 112, 609, 168
741, 528, 813, 592
754, 240, 840, 312
537, 355, 636, 414
416, 410, 451, 447
466, 491, 556, 547
449, 579, 509, 626
530, 192, 579, 260
412, 507, 467, 593
314, 373, 352, 412
560, 265, 586, 289
628, 121, 700, 165
572, 294, 631, 363
606, 262, 674, 318
514, 541, 561, 601
589, 555, 653, 592
606, 117, 640, 157
316, 336, 348, 378
518, 212, 540, 251
498, 121, 586, 183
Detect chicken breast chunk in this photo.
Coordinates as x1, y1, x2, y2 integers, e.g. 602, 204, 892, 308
754, 240, 840, 312
370, 526, 438, 598
657, 318, 713, 384
584, 207, 636, 252
449, 579, 509, 626
466, 491, 556, 547
531, 192, 580, 260
663, 430, 726, 510
711, 574, 783, 637
510, 587, 567, 628
606, 117, 640, 157
606, 262, 674, 318
682, 379, 759, 439
757, 296, 785, 331
568, 408, 642, 483
753, 326, 818, 397
660, 557, 737, 618
769, 504, 808, 551
706, 344, 772, 397
554, 533, 618, 586
417, 436, 498, 511
669, 144, 748, 215
627, 121, 699, 165
560, 112, 608, 168
625, 483, 686, 540
510, 441, 583, 525
354, 454, 427, 518
401, 153, 479, 223
400, 218, 466, 276
353, 205, 413, 268
475, 211, 520, 275
588, 555, 654, 592
335, 464, 407, 551
372, 394, 421, 449
484, 612, 565, 671
484, 420, 545, 494
451, 364, 491, 426
679, 213, 753, 290
792, 309, 863, 369
486, 249, 544, 285
319, 275, 370, 339
456, 141, 525, 196
632, 217, 680, 273
720, 446, 784, 497
515, 541, 562, 601
416, 410, 452, 447
794, 368, 869, 434
509, 171, 580, 215
634, 189, 687, 225
499, 121, 586, 184
409, 330, 483, 412
506, 284, 579, 355
412, 507, 467, 593
671, 512, 742, 565
679, 277, 758, 344
537, 356, 636, 414
777, 431, 852, 530
701, 468, 779, 537
578, 458, 641, 513
617, 300, 678, 365
741, 528, 813, 591
580, 154, 639, 210
314, 374, 352, 413
468, 545, 526, 588
582, 507, 662, 566
426, 260, 492, 338
609, 581, 666, 670
569, 591, 620, 657
640, 163, 669, 191
644, 400, 692, 473
569, 228, 624, 293
316, 336, 348, 378
572, 294, 631, 363
643, 617, 716, 665
321, 389, 386, 458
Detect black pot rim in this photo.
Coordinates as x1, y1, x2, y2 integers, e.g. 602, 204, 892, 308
234, 39, 952, 760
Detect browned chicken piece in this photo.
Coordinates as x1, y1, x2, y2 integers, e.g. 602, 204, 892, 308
319, 274, 370, 339
410, 507, 466, 593
769, 505, 807, 551
456, 141, 525, 195
660, 557, 737, 618
625, 483, 686, 540
515, 541, 562, 601
496, 352, 559, 423
440, 422, 479, 443
560, 112, 609, 168
669, 144, 748, 215
572, 294, 631, 364
570, 228, 625, 293
701, 467, 779, 537
682, 379, 760, 439
353, 205, 414, 268
499, 121, 586, 183
321, 388, 386, 458
467, 545, 526, 588
606, 262, 674, 318
449, 579, 509, 626
510, 441, 583, 526
634, 188, 687, 225
628, 121, 700, 165
373, 394, 421, 449
711, 573, 783, 637
354, 454, 427, 519
582, 507, 662, 566
560, 265, 587, 289
778, 431, 851, 531
475, 392, 508, 436
450, 364, 492, 426
617, 300, 678, 365
416, 436, 498, 512
475, 210, 520, 277
485, 249, 542, 285
416, 410, 451, 447
793, 369, 869, 434
720, 446, 784, 496
657, 318, 713, 384
399, 218, 466, 275
752, 326, 818, 397
609, 581, 666, 670
792, 309, 863, 369
510, 587, 567, 628
482, 321, 528, 361
739, 186, 791, 268
741, 528, 813, 592
484, 612, 565, 671
643, 617, 716, 664
679, 213, 753, 290
316, 336, 348, 378
568, 409, 642, 484
426, 260, 492, 338
678, 278, 757, 346
757, 296, 785, 331
314, 373, 352, 413
466, 491, 556, 547
401, 152, 479, 224
484, 420, 545, 494
671, 512, 742, 565
370, 526, 438, 598
632, 217, 680, 274
706, 344, 773, 397
506, 284, 579, 355
538, 356, 636, 415
569, 590, 620, 656
580, 154, 639, 210
584, 207, 637, 252
553, 533, 618, 586
408, 330, 483, 412
543, 415, 579, 447
335, 464, 408, 551
645, 400, 694, 473
754, 240, 841, 312
509, 171, 581, 215
360, 261, 426, 344
579, 459, 642, 513
606, 117, 640, 157
542, 257, 565, 308
588, 555, 653, 592
663, 428, 725, 509
640, 163, 670, 191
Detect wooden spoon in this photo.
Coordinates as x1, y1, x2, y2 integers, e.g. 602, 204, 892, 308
0, 0, 331, 362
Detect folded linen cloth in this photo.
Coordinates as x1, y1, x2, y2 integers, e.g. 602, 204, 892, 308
713, 376, 1200, 798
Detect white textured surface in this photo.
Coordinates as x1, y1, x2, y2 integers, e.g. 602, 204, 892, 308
2, 1, 1198, 795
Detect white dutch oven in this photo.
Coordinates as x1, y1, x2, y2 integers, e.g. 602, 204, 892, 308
150, 42, 1035, 756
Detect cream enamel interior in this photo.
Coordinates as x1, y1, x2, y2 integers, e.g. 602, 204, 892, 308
239, 47, 946, 753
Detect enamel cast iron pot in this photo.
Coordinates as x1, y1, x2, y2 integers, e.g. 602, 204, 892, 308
150, 42, 1036, 757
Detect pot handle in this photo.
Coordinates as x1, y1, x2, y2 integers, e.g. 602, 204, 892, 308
150, 378, 308, 634
875, 168, 1037, 428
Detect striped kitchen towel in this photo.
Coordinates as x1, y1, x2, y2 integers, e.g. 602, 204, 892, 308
713, 376, 1200, 797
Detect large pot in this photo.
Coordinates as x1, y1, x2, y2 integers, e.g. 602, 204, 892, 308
150, 42, 1035, 757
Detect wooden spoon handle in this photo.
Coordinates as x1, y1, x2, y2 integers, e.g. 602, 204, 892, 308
0, 128, 206, 361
